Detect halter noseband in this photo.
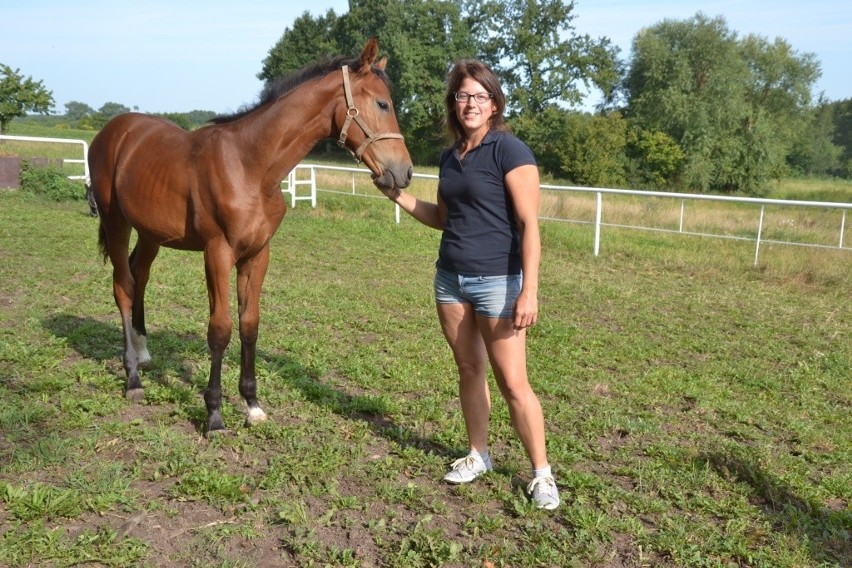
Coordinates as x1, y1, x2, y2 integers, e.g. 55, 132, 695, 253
337, 65, 405, 163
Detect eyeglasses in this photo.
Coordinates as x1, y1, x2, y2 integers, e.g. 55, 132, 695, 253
454, 92, 492, 104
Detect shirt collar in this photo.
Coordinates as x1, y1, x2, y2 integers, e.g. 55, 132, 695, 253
455, 129, 499, 160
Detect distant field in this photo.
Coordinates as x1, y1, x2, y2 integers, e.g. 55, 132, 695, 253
3, 121, 97, 143
0, 190, 849, 567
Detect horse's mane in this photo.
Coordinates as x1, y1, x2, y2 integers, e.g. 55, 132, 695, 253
210, 55, 390, 124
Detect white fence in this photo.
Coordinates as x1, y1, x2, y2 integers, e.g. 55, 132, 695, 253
4, 135, 849, 267
284, 163, 852, 266
0, 134, 90, 183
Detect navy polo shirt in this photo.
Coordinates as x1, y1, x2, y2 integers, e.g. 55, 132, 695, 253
437, 130, 536, 276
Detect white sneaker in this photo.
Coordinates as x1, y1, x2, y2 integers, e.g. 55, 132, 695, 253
528, 475, 560, 510
442, 453, 493, 484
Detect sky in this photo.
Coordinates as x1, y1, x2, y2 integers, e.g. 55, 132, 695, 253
3, 0, 850, 115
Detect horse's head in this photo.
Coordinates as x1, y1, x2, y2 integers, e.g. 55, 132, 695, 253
336, 38, 413, 196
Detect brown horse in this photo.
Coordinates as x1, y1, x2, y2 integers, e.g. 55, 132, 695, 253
88, 38, 412, 435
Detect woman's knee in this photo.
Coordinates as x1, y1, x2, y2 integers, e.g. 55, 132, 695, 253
455, 358, 487, 382
495, 373, 535, 402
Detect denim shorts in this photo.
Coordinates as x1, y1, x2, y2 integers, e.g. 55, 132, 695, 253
433, 268, 522, 319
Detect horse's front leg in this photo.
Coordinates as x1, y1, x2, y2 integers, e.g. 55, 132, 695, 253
202, 243, 235, 436
236, 246, 271, 426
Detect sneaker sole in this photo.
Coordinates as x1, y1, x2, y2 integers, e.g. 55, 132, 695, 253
536, 499, 560, 510
443, 471, 487, 484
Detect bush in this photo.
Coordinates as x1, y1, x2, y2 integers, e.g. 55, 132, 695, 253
19, 160, 85, 201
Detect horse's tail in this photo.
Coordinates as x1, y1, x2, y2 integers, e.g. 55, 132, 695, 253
97, 218, 110, 263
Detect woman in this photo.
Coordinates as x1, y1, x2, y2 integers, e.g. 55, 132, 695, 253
387, 59, 560, 510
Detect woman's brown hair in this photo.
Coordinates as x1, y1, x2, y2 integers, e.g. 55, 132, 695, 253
444, 59, 509, 150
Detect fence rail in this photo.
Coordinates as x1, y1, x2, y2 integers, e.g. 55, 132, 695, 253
285, 163, 852, 266
0, 134, 90, 183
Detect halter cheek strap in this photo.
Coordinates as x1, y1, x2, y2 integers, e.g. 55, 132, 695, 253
337, 65, 405, 163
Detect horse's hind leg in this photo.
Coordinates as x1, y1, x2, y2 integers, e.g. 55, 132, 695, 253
86, 184, 98, 217
100, 217, 146, 400
128, 238, 161, 369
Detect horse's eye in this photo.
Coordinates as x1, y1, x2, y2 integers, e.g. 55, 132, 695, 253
377, 100, 390, 112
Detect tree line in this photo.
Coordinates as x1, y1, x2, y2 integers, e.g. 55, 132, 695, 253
258, 0, 850, 195
3, 1, 850, 195
0, 90, 216, 133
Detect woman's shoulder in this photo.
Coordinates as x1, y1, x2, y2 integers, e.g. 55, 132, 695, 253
490, 130, 535, 165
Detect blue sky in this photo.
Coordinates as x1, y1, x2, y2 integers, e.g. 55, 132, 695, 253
3, 0, 849, 114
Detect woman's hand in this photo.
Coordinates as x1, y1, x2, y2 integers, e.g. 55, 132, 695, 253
513, 288, 538, 330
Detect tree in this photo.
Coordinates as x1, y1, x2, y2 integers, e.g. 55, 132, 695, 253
515, 109, 627, 186
622, 13, 823, 194
623, 14, 747, 191
786, 100, 841, 176
510, 107, 572, 178
64, 101, 94, 122
827, 98, 852, 177
155, 112, 193, 130
259, 10, 343, 82
0, 64, 54, 134
468, 0, 620, 114
87, 102, 132, 129
736, 34, 822, 190
626, 128, 685, 189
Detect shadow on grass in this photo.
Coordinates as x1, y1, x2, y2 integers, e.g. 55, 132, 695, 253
258, 348, 457, 460
42, 314, 455, 460
44, 314, 207, 385
701, 448, 850, 566
42, 313, 210, 429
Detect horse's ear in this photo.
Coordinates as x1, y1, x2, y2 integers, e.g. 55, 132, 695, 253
375, 57, 387, 71
360, 37, 379, 70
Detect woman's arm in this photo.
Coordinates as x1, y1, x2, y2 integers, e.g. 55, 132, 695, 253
505, 164, 542, 330
391, 190, 446, 230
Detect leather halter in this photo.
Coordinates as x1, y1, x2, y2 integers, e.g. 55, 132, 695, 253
337, 65, 405, 163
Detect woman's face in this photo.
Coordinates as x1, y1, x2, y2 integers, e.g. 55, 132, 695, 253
455, 77, 497, 138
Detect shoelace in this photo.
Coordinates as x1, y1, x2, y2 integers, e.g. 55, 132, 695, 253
527, 475, 556, 494
450, 456, 480, 471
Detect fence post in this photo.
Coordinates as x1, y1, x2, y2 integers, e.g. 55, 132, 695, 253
310, 166, 317, 208
754, 205, 765, 266
594, 191, 602, 256
840, 209, 847, 249
286, 170, 296, 207
679, 199, 685, 232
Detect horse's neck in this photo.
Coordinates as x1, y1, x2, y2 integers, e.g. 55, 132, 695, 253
242, 75, 340, 182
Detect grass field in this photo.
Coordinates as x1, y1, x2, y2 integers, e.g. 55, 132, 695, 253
0, 187, 849, 567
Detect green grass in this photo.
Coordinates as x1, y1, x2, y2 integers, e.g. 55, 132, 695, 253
0, 189, 850, 567
4, 121, 98, 142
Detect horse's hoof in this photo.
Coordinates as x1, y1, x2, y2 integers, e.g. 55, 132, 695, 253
125, 388, 145, 403
246, 407, 268, 426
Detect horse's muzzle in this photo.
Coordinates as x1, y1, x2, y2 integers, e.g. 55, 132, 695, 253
373, 165, 412, 192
